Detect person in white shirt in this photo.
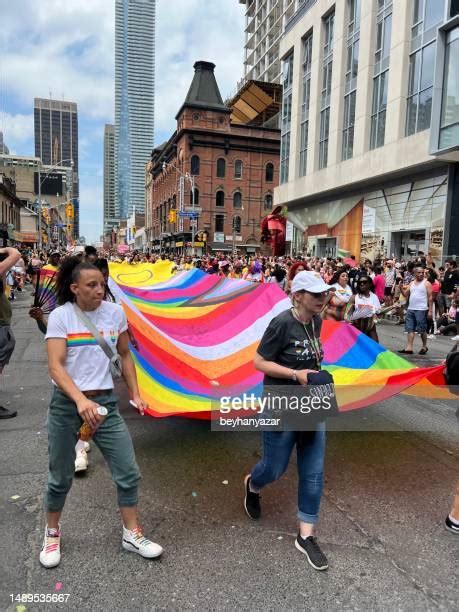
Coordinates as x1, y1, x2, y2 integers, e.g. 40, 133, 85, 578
323, 270, 353, 321
398, 267, 433, 355
345, 276, 381, 342
39, 259, 163, 568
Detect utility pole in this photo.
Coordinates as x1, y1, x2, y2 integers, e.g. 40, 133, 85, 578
187, 173, 196, 257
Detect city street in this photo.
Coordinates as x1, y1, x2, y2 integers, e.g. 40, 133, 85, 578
1, 287, 458, 611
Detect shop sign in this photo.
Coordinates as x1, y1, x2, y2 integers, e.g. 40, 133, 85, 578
362, 205, 376, 234
214, 232, 224, 242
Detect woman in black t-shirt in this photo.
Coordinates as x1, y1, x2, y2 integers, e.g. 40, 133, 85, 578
244, 271, 332, 571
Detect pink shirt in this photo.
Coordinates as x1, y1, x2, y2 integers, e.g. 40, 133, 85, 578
373, 274, 385, 301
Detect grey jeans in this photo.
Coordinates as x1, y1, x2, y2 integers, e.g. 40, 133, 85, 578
0, 325, 15, 367
46, 388, 141, 512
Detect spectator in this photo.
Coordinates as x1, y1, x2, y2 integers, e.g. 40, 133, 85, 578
0, 247, 21, 419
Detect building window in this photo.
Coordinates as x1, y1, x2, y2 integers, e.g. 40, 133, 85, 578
342, 0, 361, 160
189, 187, 199, 206
299, 32, 313, 176
215, 214, 224, 232
216, 190, 225, 207
264, 193, 273, 210
319, 11, 335, 169
216, 157, 226, 178
406, 0, 445, 136
234, 159, 243, 179
370, 0, 392, 149
280, 52, 293, 184
439, 26, 459, 149
190, 155, 200, 175
233, 191, 242, 208
265, 162, 274, 182
232, 216, 242, 234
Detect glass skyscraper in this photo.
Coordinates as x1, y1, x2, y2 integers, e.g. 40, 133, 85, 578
115, 0, 155, 220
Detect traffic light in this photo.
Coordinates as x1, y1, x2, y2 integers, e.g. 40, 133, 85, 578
169, 209, 177, 223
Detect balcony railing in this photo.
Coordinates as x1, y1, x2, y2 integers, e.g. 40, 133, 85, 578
284, 0, 317, 35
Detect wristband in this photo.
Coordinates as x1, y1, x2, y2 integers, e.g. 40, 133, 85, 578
291, 370, 297, 382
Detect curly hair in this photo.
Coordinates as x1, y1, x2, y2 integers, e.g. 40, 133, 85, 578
288, 261, 307, 281
56, 258, 101, 305
330, 269, 349, 285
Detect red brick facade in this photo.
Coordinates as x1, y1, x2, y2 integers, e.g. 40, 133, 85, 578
146, 86, 280, 255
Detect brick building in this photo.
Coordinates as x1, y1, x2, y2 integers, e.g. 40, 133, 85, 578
0, 174, 21, 246
146, 61, 280, 255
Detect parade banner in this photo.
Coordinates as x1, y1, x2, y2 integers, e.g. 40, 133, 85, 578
109, 268, 454, 419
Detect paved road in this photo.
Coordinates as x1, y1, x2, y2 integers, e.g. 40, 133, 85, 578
1, 288, 457, 611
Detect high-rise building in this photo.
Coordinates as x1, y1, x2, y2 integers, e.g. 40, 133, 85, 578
0, 131, 9, 154
239, 0, 304, 85
115, 0, 155, 220
274, 0, 458, 261
103, 124, 116, 235
34, 97, 79, 237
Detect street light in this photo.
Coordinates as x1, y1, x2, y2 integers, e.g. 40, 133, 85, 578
37, 158, 74, 250
161, 161, 197, 256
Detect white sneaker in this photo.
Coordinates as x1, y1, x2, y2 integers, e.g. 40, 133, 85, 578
83, 441, 91, 453
39, 525, 61, 568
451, 335, 459, 341
122, 526, 163, 558
74, 448, 88, 473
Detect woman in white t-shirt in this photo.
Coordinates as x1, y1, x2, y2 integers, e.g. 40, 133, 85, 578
345, 276, 381, 342
40, 259, 163, 569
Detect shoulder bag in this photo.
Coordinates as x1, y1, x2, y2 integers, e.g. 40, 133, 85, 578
73, 304, 123, 379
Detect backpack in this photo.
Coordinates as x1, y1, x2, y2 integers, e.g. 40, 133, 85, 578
445, 343, 459, 393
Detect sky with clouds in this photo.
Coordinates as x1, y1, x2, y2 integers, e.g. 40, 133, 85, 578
0, 0, 245, 243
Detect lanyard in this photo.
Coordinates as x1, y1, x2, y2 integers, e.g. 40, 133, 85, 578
292, 308, 322, 369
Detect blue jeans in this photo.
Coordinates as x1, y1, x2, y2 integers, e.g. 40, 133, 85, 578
250, 423, 326, 524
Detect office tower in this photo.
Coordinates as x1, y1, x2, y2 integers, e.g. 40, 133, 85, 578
273, 0, 458, 261
103, 124, 116, 235
0, 131, 9, 154
34, 97, 80, 237
115, 0, 155, 220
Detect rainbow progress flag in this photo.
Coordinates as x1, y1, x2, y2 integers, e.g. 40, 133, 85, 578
109, 266, 451, 418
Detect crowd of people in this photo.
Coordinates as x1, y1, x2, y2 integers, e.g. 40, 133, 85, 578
99, 248, 458, 346
1, 243, 458, 571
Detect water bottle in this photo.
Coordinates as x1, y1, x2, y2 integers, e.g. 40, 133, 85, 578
78, 405, 108, 441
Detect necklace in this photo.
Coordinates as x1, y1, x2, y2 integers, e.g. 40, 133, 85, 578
291, 308, 322, 369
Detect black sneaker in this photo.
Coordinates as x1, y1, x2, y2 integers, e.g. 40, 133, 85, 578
445, 516, 459, 535
0, 406, 17, 419
295, 535, 328, 570
244, 475, 261, 520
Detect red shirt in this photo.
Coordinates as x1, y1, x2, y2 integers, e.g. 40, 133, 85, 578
373, 274, 385, 301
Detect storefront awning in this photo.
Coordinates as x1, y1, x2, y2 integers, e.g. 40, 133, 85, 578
208, 242, 233, 251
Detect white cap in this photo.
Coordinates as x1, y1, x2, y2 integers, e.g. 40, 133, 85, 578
291, 271, 332, 294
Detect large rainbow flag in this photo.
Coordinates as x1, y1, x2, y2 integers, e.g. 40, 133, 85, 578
109, 265, 451, 418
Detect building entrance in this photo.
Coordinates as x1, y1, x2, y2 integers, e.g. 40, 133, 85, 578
316, 237, 336, 258
391, 230, 427, 259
